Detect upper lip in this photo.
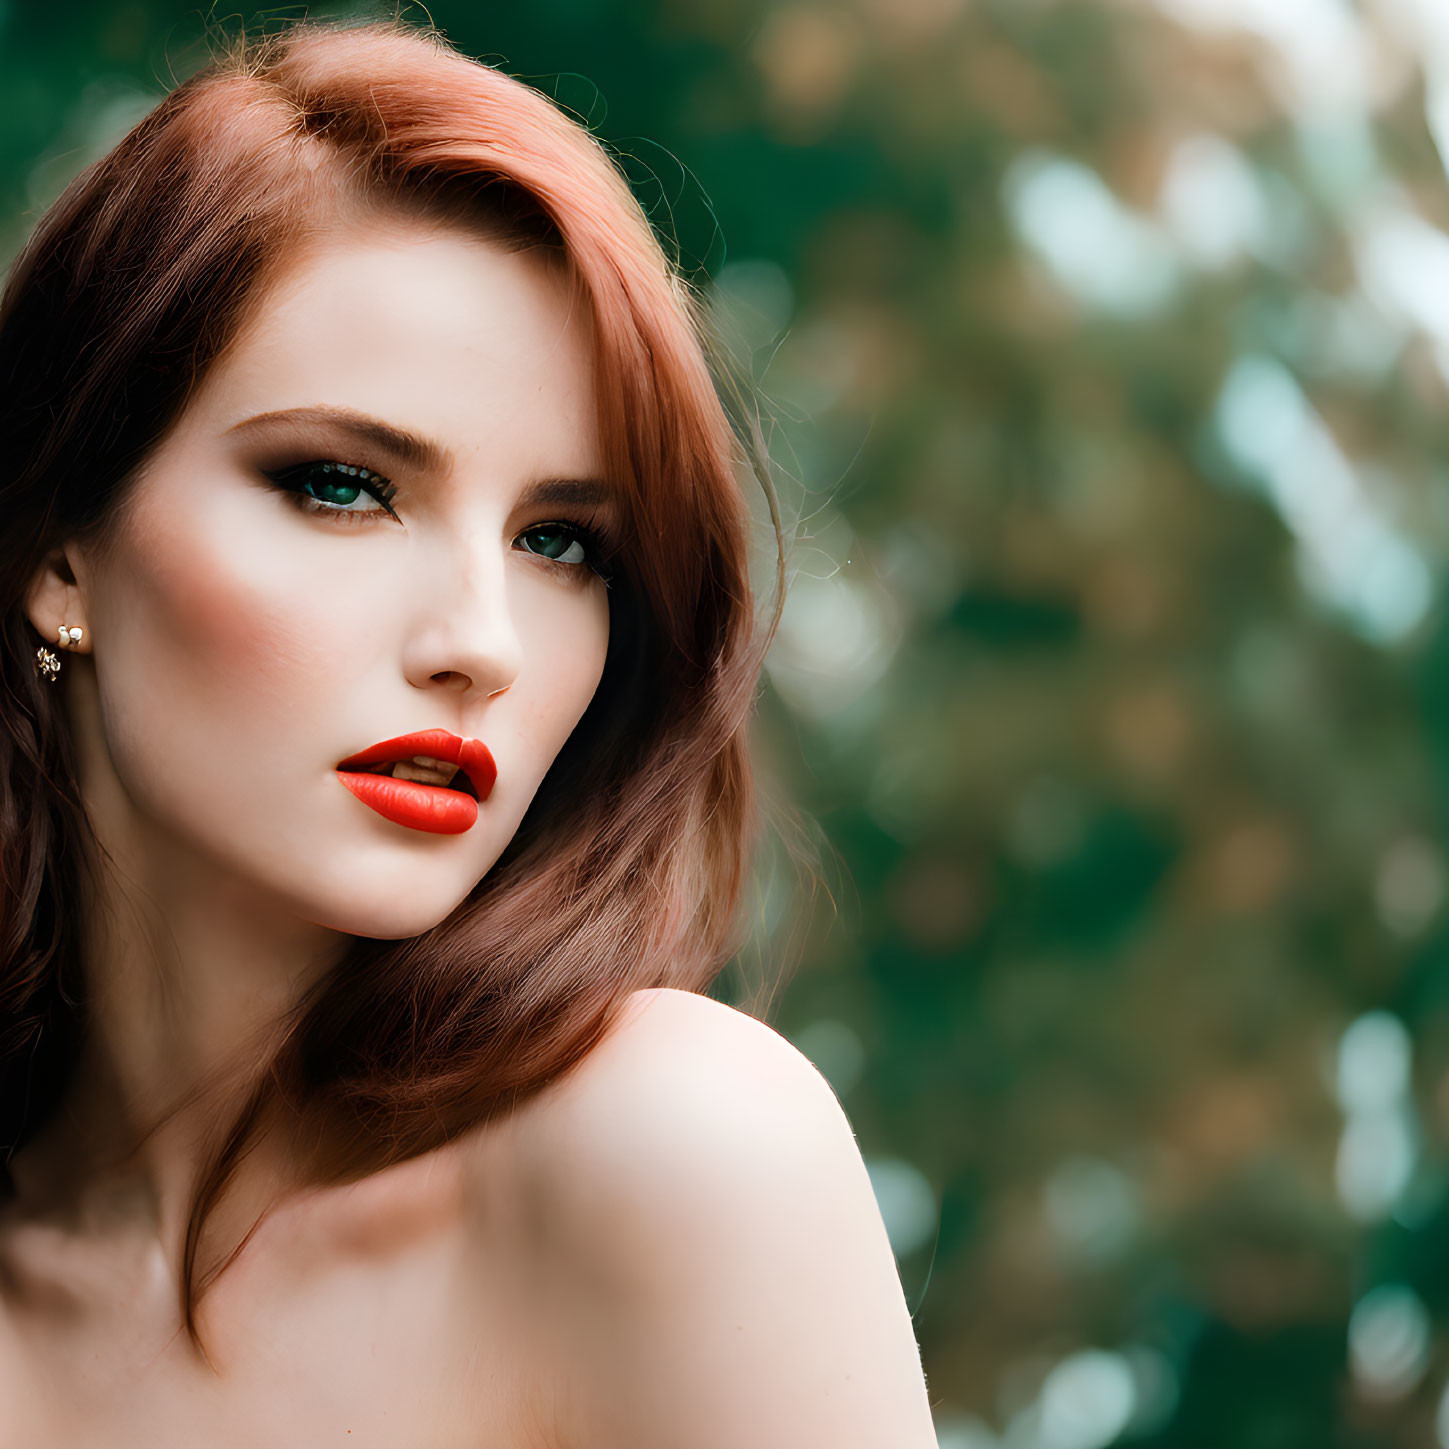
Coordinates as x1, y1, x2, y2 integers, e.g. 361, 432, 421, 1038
337, 728, 497, 801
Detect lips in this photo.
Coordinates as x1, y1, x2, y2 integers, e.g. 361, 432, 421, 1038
336, 728, 498, 835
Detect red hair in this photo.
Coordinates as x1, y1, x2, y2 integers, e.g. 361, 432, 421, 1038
0, 16, 786, 1345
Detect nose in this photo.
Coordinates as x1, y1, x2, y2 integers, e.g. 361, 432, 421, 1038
403, 531, 523, 701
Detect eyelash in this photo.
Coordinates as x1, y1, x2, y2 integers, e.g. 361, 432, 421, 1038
259, 459, 619, 585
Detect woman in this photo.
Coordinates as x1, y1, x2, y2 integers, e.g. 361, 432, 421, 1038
0, 17, 936, 1445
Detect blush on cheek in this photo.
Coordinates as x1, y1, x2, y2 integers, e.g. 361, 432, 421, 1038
149, 552, 325, 705
114, 486, 348, 707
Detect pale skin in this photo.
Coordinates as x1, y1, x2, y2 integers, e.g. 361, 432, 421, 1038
0, 218, 938, 1446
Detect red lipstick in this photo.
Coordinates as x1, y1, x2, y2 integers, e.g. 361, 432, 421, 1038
335, 728, 497, 835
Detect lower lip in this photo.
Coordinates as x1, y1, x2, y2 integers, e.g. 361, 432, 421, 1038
335, 771, 479, 834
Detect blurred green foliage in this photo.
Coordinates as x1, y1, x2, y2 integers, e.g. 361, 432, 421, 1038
11, 0, 1449, 1444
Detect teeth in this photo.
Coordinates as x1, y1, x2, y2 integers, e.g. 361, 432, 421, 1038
389, 758, 463, 787
343, 752, 475, 794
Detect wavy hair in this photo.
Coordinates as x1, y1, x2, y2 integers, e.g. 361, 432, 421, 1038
0, 15, 788, 1345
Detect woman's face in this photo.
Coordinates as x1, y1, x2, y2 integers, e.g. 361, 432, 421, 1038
35, 219, 614, 938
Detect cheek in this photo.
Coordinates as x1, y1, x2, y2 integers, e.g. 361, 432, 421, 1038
87, 484, 355, 827
105, 484, 355, 705
512, 581, 611, 756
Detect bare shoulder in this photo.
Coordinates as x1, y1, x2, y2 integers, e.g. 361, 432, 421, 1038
531, 984, 835, 1134
509, 986, 854, 1233
501, 987, 937, 1449
577, 982, 821, 1084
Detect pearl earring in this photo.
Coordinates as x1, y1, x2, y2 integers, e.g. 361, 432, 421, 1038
34, 624, 83, 683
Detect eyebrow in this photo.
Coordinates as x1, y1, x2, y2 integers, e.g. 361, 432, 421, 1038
224, 404, 615, 510
226, 404, 448, 473
519, 478, 615, 510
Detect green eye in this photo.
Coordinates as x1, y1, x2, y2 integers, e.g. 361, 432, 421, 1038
519, 526, 588, 565
262, 460, 398, 520
309, 471, 366, 507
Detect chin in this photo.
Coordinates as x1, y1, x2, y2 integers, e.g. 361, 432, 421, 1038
300, 890, 472, 941
271, 854, 487, 940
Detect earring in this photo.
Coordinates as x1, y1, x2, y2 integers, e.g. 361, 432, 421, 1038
34, 624, 83, 684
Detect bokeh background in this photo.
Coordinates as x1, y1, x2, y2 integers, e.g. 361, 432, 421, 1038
10, 0, 1449, 1443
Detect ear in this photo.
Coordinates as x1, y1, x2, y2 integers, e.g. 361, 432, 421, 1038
24, 542, 91, 653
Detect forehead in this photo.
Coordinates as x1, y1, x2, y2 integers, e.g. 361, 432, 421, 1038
180, 220, 600, 472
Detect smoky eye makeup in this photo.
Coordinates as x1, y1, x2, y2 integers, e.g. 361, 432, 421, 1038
260, 458, 400, 521
517, 516, 621, 586
258, 454, 623, 584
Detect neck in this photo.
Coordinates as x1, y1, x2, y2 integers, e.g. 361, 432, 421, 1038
7, 788, 346, 1265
